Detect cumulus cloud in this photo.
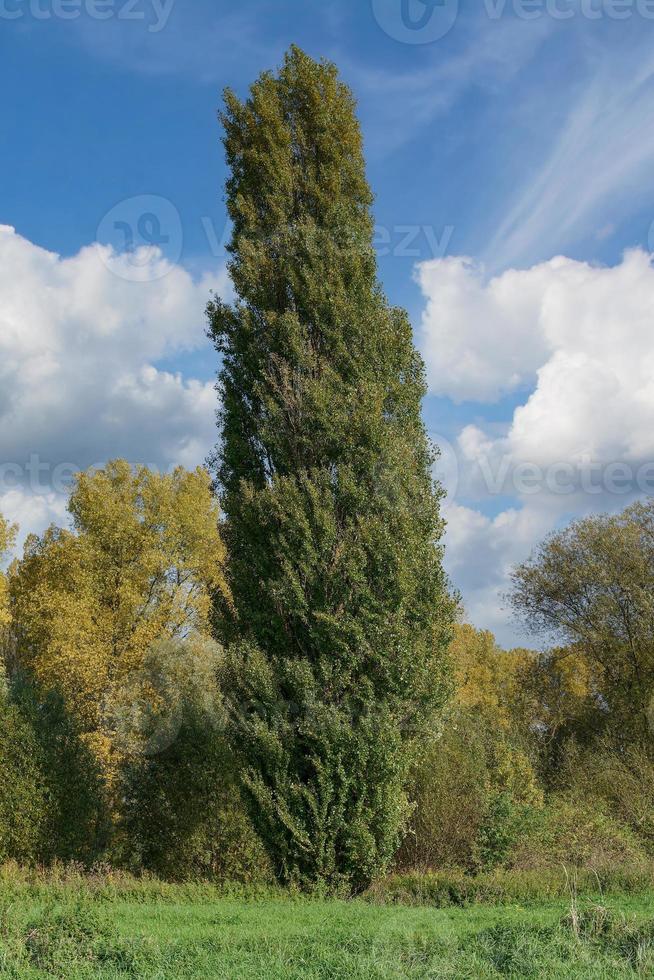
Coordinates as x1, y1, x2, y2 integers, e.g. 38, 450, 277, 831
417, 257, 550, 402
0, 225, 225, 546
422, 248, 654, 469
443, 499, 555, 644
0, 487, 69, 564
421, 249, 654, 644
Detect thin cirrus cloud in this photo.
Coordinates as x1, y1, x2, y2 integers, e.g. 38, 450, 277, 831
0, 224, 224, 550
485, 42, 654, 272
344, 14, 554, 156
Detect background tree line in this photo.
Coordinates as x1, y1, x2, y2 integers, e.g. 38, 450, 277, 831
2, 487, 654, 885
0, 48, 652, 892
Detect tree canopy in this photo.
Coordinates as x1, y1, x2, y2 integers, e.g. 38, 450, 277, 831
0, 514, 16, 632
208, 46, 453, 890
510, 500, 654, 744
9, 461, 229, 776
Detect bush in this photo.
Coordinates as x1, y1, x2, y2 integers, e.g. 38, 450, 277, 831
559, 740, 654, 850
509, 796, 651, 874
0, 693, 47, 863
117, 637, 271, 882
121, 719, 271, 883
396, 710, 541, 873
11, 677, 108, 864
0, 677, 107, 867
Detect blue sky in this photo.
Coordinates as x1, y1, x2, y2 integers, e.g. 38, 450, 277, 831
3, 0, 654, 644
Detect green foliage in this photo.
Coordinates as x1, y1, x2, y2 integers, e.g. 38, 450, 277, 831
397, 626, 542, 874
510, 796, 651, 874
208, 46, 452, 891
397, 708, 541, 874
119, 637, 270, 882
558, 740, 654, 851
0, 678, 106, 867
0, 692, 46, 864
397, 718, 488, 872
10, 678, 108, 864
510, 501, 654, 744
121, 723, 270, 884
476, 791, 530, 872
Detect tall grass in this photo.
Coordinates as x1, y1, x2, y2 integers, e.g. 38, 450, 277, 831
0, 884, 654, 978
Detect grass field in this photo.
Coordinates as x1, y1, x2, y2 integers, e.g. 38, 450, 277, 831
1, 878, 653, 978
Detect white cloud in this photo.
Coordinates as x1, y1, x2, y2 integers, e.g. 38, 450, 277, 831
0, 487, 69, 564
0, 225, 224, 548
417, 256, 550, 402
422, 248, 654, 645
421, 249, 654, 439
443, 499, 554, 645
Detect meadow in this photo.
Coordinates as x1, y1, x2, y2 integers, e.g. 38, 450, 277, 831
0, 871, 653, 978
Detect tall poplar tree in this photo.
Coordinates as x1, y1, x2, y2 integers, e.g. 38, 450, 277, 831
208, 46, 453, 890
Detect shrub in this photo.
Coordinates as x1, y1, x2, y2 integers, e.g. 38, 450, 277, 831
10, 677, 108, 864
121, 720, 271, 883
118, 637, 270, 882
396, 709, 541, 873
0, 693, 47, 863
559, 739, 654, 850
509, 796, 651, 874
0, 676, 107, 867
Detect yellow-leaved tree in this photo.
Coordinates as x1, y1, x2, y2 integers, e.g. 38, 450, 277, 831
0, 514, 17, 686
10, 461, 229, 776
0, 513, 16, 631
398, 625, 544, 872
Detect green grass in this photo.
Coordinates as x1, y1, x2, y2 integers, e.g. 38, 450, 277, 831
1, 885, 654, 979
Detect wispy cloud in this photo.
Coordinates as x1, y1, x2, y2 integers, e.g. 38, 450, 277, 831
345, 15, 554, 155
69, 5, 271, 83
486, 33, 654, 270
